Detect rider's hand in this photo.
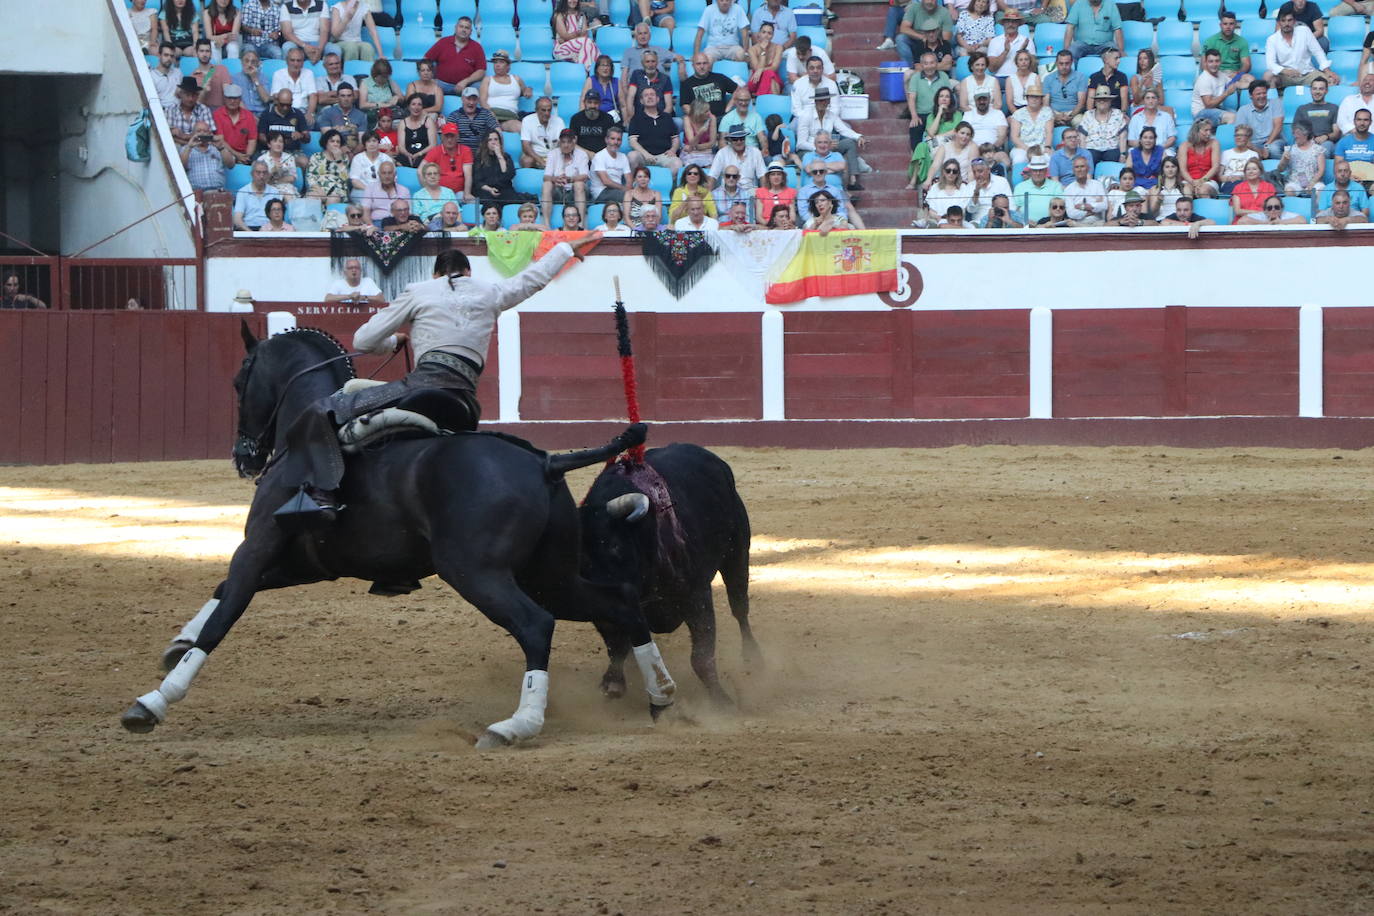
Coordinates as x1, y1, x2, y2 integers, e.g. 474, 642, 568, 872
393, 332, 409, 351
569, 231, 601, 253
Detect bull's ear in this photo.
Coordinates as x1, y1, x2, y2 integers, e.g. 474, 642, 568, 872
241, 319, 258, 353
606, 492, 650, 523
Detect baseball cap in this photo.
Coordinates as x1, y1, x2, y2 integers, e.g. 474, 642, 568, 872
584, 89, 602, 100
1123, 189, 1144, 203
462, 85, 480, 97
440, 122, 459, 134
222, 84, 242, 98
559, 127, 577, 139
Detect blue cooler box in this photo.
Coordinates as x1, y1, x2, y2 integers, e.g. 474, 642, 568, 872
794, 5, 824, 26
878, 62, 906, 103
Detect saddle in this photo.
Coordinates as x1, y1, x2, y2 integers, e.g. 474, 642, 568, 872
335, 379, 447, 454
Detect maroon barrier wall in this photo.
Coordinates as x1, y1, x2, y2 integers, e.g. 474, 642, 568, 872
0, 311, 264, 465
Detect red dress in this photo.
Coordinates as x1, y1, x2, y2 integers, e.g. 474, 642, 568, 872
1185, 143, 1213, 181
1232, 180, 1276, 223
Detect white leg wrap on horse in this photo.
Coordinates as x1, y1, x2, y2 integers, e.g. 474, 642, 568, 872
176, 599, 219, 644
486, 670, 549, 743
157, 647, 208, 704
633, 642, 677, 707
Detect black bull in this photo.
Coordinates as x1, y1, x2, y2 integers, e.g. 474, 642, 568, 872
581, 444, 762, 706
120, 325, 676, 748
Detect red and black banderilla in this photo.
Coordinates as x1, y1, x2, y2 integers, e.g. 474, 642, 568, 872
611, 276, 646, 466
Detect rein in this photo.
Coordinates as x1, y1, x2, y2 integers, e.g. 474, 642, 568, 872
238, 336, 413, 478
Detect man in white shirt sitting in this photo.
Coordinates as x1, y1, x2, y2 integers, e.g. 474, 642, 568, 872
590, 125, 631, 203
673, 196, 720, 230
790, 55, 839, 119
271, 47, 320, 124
281, 0, 342, 64
1060, 155, 1108, 225
794, 88, 867, 192
325, 258, 385, 306
541, 129, 590, 226
1264, 11, 1340, 89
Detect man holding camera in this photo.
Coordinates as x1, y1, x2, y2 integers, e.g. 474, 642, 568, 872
180, 120, 230, 192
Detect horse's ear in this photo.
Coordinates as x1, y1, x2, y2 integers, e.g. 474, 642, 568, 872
240, 319, 258, 353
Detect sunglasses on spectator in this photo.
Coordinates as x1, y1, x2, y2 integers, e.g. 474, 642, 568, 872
724, 171, 740, 177
1264, 204, 1282, 211
1051, 205, 1066, 210
944, 166, 960, 173
810, 169, 826, 175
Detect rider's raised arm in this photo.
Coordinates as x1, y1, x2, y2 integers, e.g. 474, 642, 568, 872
490, 242, 576, 312
352, 291, 417, 354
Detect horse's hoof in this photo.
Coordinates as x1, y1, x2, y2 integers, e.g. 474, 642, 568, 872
474, 729, 513, 750
160, 639, 194, 674
600, 677, 626, 700
121, 701, 159, 733
649, 701, 673, 722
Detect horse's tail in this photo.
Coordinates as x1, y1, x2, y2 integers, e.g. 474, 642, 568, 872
546, 423, 648, 479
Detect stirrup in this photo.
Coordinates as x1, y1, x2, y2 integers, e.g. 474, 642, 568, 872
274, 487, 342, 526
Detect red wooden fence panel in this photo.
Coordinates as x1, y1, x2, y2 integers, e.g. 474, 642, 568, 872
785, 312, 901, 419
1054, 309, 1175, 418
1324, 308, 1374, 417
912, 310, 1029, 418
654, 314, 762, 420
521, 313, 644, 421
0, 312, 264, 465
1184, 308, 1298, 416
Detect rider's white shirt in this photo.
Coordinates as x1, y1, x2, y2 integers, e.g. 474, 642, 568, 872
352, 242, 574, 368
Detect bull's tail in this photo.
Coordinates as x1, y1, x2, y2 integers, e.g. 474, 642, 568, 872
546, 423, 648, 480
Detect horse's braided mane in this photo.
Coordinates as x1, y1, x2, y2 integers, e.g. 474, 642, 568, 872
278, 326, 357, 379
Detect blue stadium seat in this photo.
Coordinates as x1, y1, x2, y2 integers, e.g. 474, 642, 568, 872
1094, 160, 1124, 181
587, 203, 606, 226
481, 25, 519, 56
501, 203, 530, 225
1076, 54, 1103, 75
1165, 87, 1192, 111
221, 58, 243, 74
1327, 16, 1369, 51
1156, 20, 1194, 55
598, 26, 635, 58
954, 55, 972, 80
345, 60, 373, 79
512, 61, 548, 95
1192, 197, 1231, 222
650, 26, 672, 49
755, 94, 791, 121
549, 61, 587, 96
1161, 55, 1197, 87
1282, 195, 1312, 220
797, 26, 829, 52
395, 166, 422, 194
260, 59, 287, 83
1330, 51, 1362, 83
179, 57, 198, 75
1283, 85, 1312, 118
1183, 0, 1222, 24
1117, 54, 1139, 78
1249, 51, 1265, 73
673, 0, 705, 23
513, 167, 545, 196
503, 130, 524, 160
479, 0, 517, 28
671, 25, 698, 53
715, 60, 749, 84
443, 94, 463, 117
1223, 0, 1262, 20
556, 93, 583, 120
401, 26, 439, 60
299, 132, 323, 156
1122, 21, 1155, 53
461, 201, 480, 223
610, 0, 633, 26
1143, 0, 1181, 20
1327, 84, 1356, 105
647, 165, 673, 196
391, 61, 420, 87
1034, 23, 1067, 52
1214, 122, 1235, 148
520, 27, 556, 61
227, 163, 253, 193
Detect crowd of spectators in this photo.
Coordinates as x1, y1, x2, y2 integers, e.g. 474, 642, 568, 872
142, 0, 1374, 232
892, 0, 1374, 228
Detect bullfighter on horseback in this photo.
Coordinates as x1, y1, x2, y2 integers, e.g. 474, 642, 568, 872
276, 234, 600, 522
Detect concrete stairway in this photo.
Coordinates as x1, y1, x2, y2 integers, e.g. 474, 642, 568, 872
830, 0, 920, 228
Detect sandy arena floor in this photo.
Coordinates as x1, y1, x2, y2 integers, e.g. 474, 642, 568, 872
2, 445, 1374, 915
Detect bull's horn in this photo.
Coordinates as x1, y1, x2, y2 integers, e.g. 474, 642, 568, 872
606, 493, 650, 522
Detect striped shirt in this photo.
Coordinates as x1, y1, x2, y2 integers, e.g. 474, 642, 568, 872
164, 102, 215, 136
185, 145, 227, 191
445, 105, 500, 152
241, 0, 283, 53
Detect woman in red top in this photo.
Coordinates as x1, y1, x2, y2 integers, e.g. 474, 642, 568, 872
1182, 119, 1220, 199
202, 0, 241, 60
1230, 158, 1276, 224
754, 161, 797, 225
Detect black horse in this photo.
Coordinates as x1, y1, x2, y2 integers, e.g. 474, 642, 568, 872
120, 324, 678, 747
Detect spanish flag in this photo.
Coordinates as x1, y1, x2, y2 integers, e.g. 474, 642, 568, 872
765, 230, 900, 305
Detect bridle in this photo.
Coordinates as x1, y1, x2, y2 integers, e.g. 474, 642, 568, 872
234, 330, 413, 478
